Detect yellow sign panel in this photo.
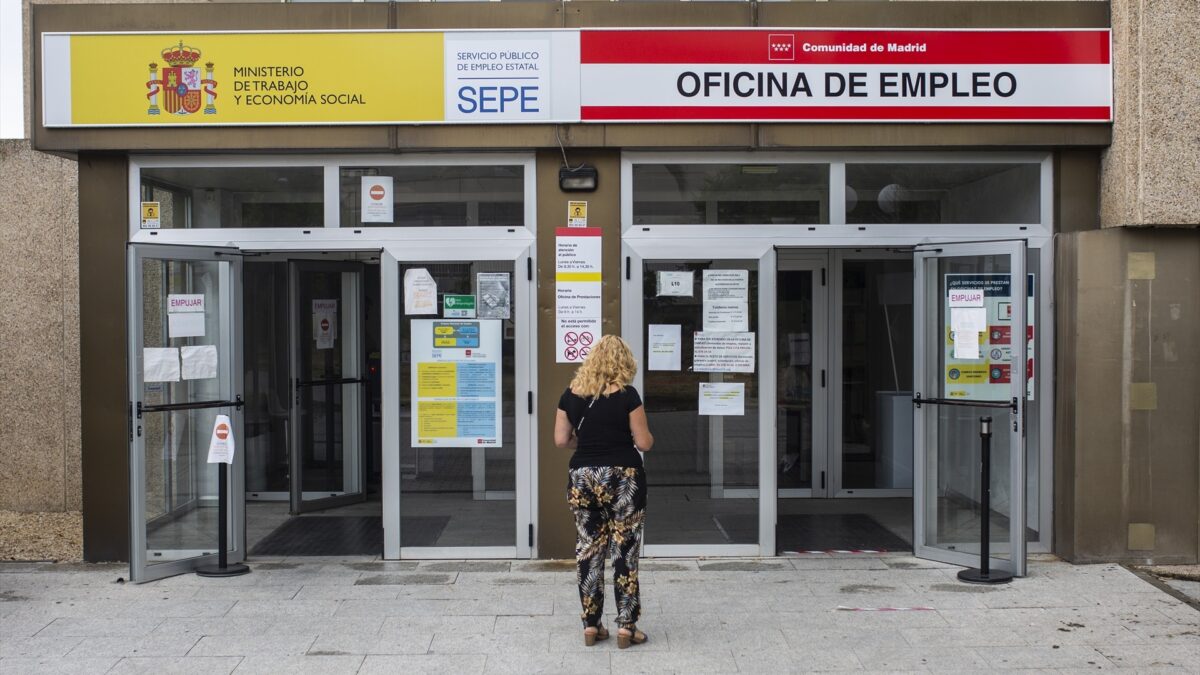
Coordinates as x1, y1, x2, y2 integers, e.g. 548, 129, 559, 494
417, 401, 457, 441
417, 362, 457, 398
140, 201, 160, 229
69, 33, 443, 125
940, 362, 988, 389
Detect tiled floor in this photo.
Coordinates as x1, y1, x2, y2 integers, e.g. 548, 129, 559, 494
1, 556, 1197, 674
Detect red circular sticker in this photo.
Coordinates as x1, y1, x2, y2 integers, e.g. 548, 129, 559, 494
215, 423, 230, 440
369, 184, 386, 201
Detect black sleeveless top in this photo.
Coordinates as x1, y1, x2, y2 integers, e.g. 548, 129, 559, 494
558, 386, 644, 469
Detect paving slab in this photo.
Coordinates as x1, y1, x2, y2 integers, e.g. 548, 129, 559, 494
106, 656, 243, 675
0, 556, 1196, 674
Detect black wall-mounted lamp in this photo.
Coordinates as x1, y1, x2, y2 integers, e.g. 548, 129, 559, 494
559, 164, 598, 192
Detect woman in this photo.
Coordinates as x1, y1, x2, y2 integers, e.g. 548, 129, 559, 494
555, 335, 654, 649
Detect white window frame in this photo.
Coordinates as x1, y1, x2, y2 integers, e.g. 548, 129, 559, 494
129, 152, 537, 246
621, 150, 1054, 556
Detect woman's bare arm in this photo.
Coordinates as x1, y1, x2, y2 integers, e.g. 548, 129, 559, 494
629, 405, 654, 451
554, 409, 578, 449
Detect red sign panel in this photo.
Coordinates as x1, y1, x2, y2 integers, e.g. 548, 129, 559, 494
579, 29, 1112, 123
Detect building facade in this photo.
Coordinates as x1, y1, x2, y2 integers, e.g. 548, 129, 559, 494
2, 1, 1198, 582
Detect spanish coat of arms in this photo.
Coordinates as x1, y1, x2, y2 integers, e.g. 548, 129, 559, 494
146, 41, 217, 115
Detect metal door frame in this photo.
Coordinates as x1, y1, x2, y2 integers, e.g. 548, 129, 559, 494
828, 249, 917, 498
623, 240, 776, 557
380, 238, 536, 560
775, 251, 829, 498
912, 240, 1027, 576
127, 243, 244, 583
288, 260, 369, 514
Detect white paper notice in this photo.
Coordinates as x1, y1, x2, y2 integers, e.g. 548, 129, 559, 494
555, 228, 602, 276
206, 414, 236, 464
948, 288, 985, 307
693, 332, 756, 373
361, 176, 394, 223
143, 348, 181, 383
556, 282, 602, 319
950, 307, 987, 359
703, 301, 749, 332
556, 228, 603, 364
648, 324, 682, 371
168, 294, 204, 313
477, 273, 511, 319
180, 345, 219, 380
167, 293, 206, 338
951, 307, 988, 333
703, 270, 749, 301
404, 268, 438, 315
698, 382, 745, 416
657, 271, 694, 297
953, 331, 981, 360
167, 313, 206, 339
313, 299, 338, 349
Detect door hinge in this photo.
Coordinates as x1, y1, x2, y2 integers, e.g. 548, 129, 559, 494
528, 523, 534, 548
527, 257, 533, 281
821, 369, 826, 388
820, 471, 826, 490
625, 256, 631, 281
821, 268, 826, 286
528, 391, 534, 415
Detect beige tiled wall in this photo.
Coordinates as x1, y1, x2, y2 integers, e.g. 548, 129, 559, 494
1103, 0, 1200, 227
0, 139, 80, 511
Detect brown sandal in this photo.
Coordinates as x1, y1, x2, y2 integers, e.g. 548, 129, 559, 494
617, 625, 647, 649
583, 624, 609, 646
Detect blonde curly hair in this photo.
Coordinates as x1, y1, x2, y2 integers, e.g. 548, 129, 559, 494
569, 335, 638, 399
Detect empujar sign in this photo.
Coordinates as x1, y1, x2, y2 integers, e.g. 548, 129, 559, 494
40, 28, 1111, 127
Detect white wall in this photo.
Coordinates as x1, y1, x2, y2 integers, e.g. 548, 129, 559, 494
0, 0, 21, 138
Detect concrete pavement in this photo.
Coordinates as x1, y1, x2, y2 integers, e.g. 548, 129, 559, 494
1, 555, 1197, 674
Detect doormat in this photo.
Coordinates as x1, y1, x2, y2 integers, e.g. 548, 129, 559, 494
777, 513, 911, 553
250, 516, 385, 556
250, 515, 453, 556
712, 513, 910, 553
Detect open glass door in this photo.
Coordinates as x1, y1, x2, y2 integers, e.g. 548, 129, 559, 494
128, 244, 243, 583
913, 241, 1027, 576
289, 261, 367, 513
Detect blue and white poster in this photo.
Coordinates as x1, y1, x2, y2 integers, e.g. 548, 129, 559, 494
411, 319, 503, 447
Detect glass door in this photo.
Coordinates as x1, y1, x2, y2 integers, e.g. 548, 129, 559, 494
913, 242, 1027, 576
635, 257, 764, 556
289, 261, 367, 513
383, 252, 532, 558
128, 244, 243, 583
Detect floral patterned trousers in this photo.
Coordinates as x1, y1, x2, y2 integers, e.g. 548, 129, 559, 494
567, 466, 647, 629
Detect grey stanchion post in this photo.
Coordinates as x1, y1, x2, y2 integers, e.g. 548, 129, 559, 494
957, 416, 1013, 585
196, 463, 250, 578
